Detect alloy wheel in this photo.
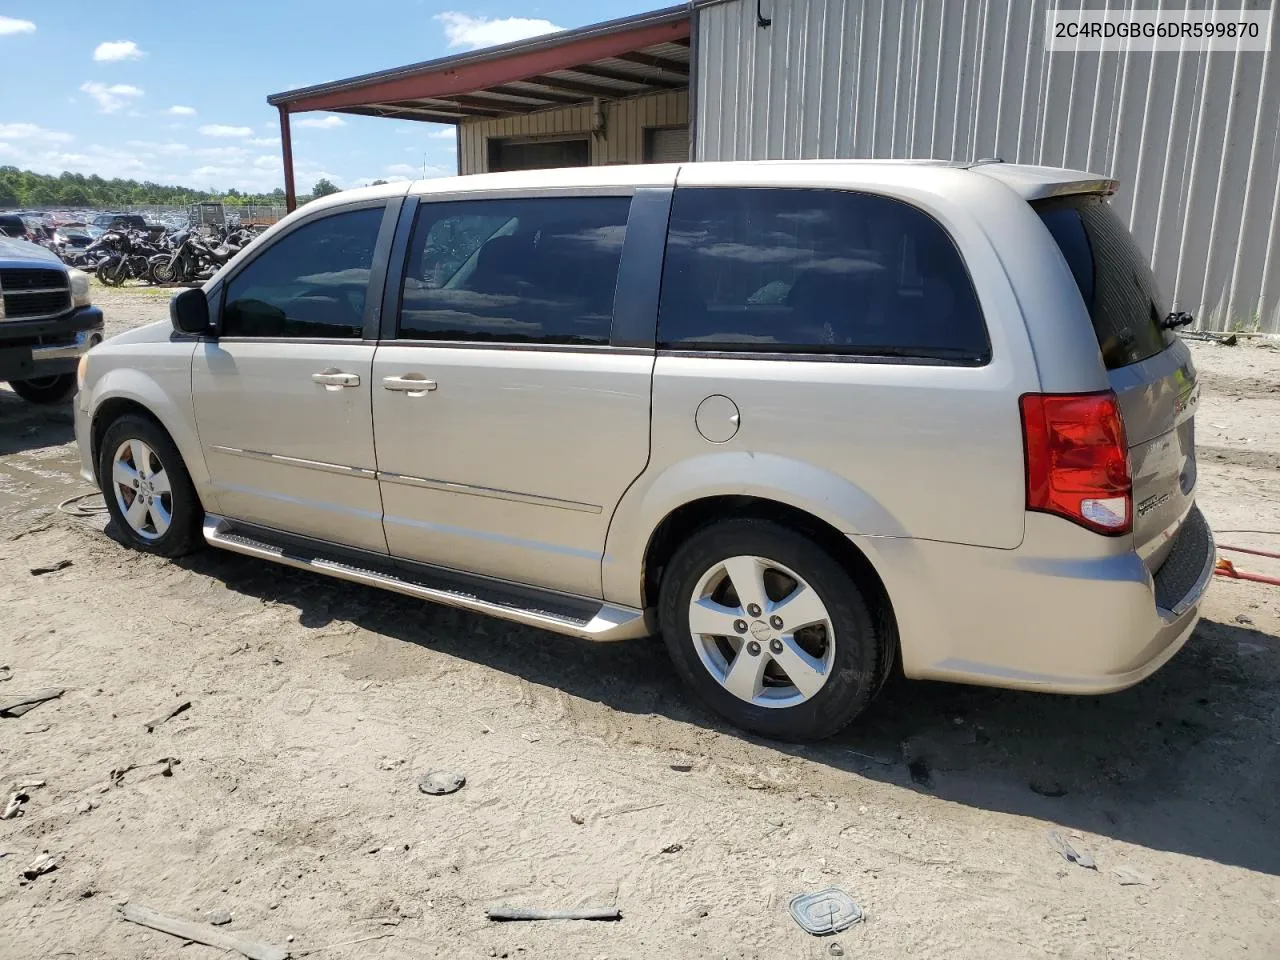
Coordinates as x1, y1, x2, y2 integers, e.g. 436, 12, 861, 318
111, 439, 173, 541
687, 555, 836, 708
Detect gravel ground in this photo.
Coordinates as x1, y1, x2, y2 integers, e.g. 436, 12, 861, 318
1, 285, 1278, 959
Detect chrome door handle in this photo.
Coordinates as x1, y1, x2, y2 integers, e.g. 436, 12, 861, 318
382, 374, 438, 394
312, 370, 360, 389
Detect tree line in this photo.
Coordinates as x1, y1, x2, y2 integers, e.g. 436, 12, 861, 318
0, 167, 323, 209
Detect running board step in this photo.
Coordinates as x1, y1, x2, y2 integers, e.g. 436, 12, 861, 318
202, 515, 652, 642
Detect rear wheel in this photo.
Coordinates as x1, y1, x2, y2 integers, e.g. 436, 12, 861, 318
658, 519, 884, 741
8, 374, 77, 404
98, 414, 202, 557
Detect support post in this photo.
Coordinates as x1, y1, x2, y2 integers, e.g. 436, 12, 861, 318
278, 106, 296, 213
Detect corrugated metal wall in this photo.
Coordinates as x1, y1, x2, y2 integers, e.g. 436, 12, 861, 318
696, 0, 1280, 333
458, 90, 688, 174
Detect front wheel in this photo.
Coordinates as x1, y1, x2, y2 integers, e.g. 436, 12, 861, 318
98, 414, 203, 557
658, 519, 885, 741
8, 374, 78, 404
98, 256, 127, 286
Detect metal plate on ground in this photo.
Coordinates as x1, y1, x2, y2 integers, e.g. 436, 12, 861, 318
788, 887, 864, 936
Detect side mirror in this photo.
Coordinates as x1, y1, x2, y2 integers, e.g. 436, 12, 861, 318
170, 287, 212, 336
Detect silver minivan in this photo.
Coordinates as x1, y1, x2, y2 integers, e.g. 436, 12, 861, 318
74, 160, 1213, 740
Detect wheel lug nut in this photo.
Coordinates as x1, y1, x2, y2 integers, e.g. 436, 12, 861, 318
769, 638, 784, 655
733, 619, 748, 634
746, 603, 762, 617
746, 641, 761, 656
770, 615, 783, 629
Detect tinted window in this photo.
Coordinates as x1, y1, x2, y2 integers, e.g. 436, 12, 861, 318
657, 188, 989, 362
0, 216, 26, 237
222, 207, 383, 339
1036, 196, 1173, 370
398, 196, 630, 345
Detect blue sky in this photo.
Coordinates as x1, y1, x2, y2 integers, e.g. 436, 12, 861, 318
0, 1, 654, 193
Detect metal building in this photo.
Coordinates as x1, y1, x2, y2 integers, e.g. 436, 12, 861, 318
268, 0, 1279, 333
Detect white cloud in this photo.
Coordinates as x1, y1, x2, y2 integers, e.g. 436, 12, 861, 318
166, 105, 197, 116
199, 124, 253, 138
384, 163, 421, 178
79, 82, 143, 113
93, 40, 144, 62
383, 162, 451, 180
435, 11, 562, 50
253, 155, 280, 169
295, 115, 345, 130
0, 123, 74, 144
429, 127, 457, 140
126, 139, 190, 155
194, 145, 249, 160
0, 16, 35, 35
247, 137, 280, 147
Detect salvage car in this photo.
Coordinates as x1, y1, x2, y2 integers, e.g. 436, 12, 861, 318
1, 234, 103, 403
72, 161, 1213, 739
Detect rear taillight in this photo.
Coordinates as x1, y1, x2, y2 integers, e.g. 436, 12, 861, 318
1020, 391, 1131, 536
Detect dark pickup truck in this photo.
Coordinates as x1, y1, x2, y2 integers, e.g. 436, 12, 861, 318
1, 236, 104, 404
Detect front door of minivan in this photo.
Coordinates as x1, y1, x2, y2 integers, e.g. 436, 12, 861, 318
371, 193, 654, 598
191, 202, 397, 554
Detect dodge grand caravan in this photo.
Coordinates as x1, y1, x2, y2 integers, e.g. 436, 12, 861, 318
73, 161, 1213, 740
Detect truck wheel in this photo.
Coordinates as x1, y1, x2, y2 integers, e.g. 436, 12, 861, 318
658, 519, 885, 741
98, 414, 202, 557
8, 374, 78, 405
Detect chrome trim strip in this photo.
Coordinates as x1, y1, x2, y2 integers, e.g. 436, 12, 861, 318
209, 444, 377, 478
202, 514, 651, 641
376, 471, 602, 514
30, 328, 100, 361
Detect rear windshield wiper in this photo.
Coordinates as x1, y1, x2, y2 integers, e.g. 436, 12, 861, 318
1161, 311, 1195, 330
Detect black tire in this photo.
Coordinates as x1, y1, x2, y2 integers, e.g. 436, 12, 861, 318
98, 413, 202, 557
8, 374, 78, 405
658, 519, 885, 741
98, 256, 127, 287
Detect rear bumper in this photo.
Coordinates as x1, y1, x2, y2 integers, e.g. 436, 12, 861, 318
859, 505, 1215, 694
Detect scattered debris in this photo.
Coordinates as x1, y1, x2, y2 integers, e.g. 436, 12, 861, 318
1048, 830, 1097, 870
76, 798, 96, 815
660, 843, 683, 854
907, 758, 932, 787
788, 887, 864, 936
669, 763, 693, 773
377, 757, 404, 771
521, 732, 540, 743
1221, 333, 1239, 346
206, 908, 233, 926
417, 770, 465, 796
1029, 779, 1068, 798
570, 812, 585, 825
21, 852, 58, 882
1113, 865, 1154, 887
30, 559, 72, 576
108, 757, 181, 788
0, 688, 64, 718
143, 700, 191, 733
21, 723, 50, 735
119, 903, 289, 960
2, 792, 28, 820
1235, 614, 1254, 626
486, 906, 621, 922
845, 749, 894, 766
829, 944, 845, 957
0, 665, 10, 682
13, 778, 44, 790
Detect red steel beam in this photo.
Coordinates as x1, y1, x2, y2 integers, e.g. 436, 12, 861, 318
278, 106, 296, 213
285, 19, 690, 113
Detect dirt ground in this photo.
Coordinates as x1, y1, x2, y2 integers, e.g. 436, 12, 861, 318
2, 284, 1278, 960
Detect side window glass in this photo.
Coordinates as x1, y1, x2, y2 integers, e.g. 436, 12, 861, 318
656, 188, 990, 362
398, 196, 631, 345
222, 206, 384, 339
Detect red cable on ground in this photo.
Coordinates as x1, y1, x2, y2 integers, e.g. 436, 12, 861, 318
1214, 557, 1280, 587
1217, 543, 1280, 561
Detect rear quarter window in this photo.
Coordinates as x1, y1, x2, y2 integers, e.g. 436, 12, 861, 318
656, 187, 990, 363
1035, 195, 1174, 370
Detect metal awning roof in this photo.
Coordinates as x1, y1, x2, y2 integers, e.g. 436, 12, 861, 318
267, 5, 690, 123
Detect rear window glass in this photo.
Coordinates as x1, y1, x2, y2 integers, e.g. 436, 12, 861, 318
1035, 196, 1174, 370
656, 187, 989, 363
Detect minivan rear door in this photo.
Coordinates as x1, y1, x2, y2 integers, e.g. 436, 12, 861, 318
1035, 195, 1198, 570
